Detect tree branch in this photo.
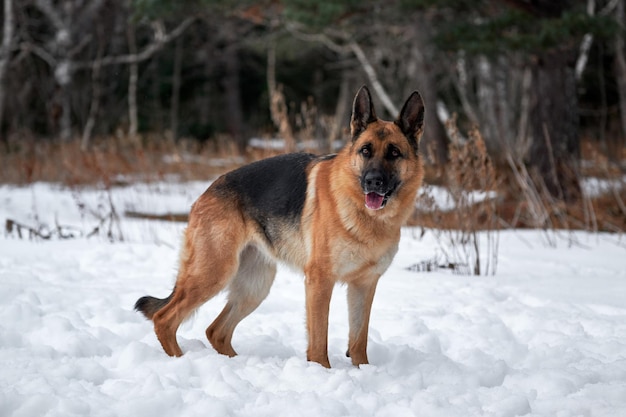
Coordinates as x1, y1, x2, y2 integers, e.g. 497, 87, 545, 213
285, 22, 347, 54
73, 17, 196, 70
34, 0, 66, 34
285, 22, 399, 116
347, 41, 398, 115
19, 42, 57, 67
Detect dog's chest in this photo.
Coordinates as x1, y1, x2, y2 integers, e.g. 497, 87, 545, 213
331, 239, 399, 280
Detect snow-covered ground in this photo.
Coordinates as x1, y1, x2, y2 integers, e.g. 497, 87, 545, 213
1, 182, 626, 417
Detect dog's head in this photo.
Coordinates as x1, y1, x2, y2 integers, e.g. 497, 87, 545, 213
349, 86, 425, 212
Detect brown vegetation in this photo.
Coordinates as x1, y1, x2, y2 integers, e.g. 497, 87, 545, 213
0, 133, 246, 186
414, 135, 626, 234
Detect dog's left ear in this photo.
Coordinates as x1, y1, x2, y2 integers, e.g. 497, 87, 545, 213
396, 91, 425, 153
351, 86, 377, 139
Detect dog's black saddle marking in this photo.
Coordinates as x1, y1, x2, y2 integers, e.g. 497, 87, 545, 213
219, 153, 316, 243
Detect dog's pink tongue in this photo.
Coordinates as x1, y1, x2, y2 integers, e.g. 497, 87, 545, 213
365, 192, 384, 210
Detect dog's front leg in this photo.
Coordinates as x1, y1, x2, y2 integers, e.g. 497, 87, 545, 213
346, 276, 379, 366
304, 269, 334, 368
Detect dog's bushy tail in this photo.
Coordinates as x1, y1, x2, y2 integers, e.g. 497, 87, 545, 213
134, 292, 173, 320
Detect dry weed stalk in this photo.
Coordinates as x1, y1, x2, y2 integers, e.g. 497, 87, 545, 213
5, 187, 123, 242
430, 116, 499, 276
266, 87, 333, 153
505, 129, 592, 246
269, 85, 297, 153
296, 96, 319, 151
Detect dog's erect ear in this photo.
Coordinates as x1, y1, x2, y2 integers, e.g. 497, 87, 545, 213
351, 86, 377, 139
396, 91, 425, 153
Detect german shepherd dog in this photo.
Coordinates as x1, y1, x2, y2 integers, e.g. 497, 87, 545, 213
135, 86, 425, 368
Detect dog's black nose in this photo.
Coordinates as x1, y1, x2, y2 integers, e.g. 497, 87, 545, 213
363, 171, 384, 190
365, 173, 383, 188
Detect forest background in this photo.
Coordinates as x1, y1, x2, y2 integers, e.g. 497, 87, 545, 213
1, 0, 625, 243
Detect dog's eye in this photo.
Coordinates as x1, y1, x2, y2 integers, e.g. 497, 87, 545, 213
387, 146, 402, 159
361, 146, 371, 157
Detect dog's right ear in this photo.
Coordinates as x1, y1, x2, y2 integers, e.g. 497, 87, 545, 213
351, 86, 377, 139
396, 90, 425, 154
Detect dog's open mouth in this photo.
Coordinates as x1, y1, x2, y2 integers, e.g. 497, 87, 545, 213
365, 192, 389, 210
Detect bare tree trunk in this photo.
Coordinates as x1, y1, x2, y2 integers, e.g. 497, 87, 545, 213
515, 66, 533, 159
406, 20, 448, 166
478, 55, 515, 162
266, 39, 276, 104
575, 0, 596, 81
148, 59, 162, 132
59, 79, 72, 141
222, 30, 245, 151
81, 25, 104, 151
528, 50, 581, 201
409, 22, 448, 165
615, 0, 626, 143
267, 39, 295, 152
127, 19, 139, 143
33, 0, 75, 141
495, 55, 512, 152
451, 52, 480, 126
0, 0, 14, 138
576, 0, 620, 81
329, 66, 352, 152
476, 56, 500, 155
169, 36, 182, 144
198, 47, 213, 135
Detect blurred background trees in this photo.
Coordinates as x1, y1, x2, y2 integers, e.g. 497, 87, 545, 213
0, 0, 624, 195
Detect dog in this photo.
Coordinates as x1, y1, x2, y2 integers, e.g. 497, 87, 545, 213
135, 86, 425, 368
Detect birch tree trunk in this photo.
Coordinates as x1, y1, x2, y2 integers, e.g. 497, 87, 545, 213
476, 55, 514, 161
33, 0, 79, 141
0, 0, 14, 138
81, 26, 104, 151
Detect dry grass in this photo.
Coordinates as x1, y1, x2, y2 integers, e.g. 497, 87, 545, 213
412, 133, 626, 235
0, 132, 248, 186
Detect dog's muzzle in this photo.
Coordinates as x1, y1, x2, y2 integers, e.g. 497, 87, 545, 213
361, 171, 397, 210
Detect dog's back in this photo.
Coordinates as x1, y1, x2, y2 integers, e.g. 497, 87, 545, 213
212, 152, 315, 244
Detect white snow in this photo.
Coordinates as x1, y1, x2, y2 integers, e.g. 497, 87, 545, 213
1, 182, 626, 417
580, 176, 626, 198
416, 184, 498, 212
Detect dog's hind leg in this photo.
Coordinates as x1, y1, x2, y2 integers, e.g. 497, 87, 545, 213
206, 245, 276, 357
143, 210, 246, 357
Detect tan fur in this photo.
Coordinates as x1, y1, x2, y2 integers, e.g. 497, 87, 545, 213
138, 88, 424, 368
